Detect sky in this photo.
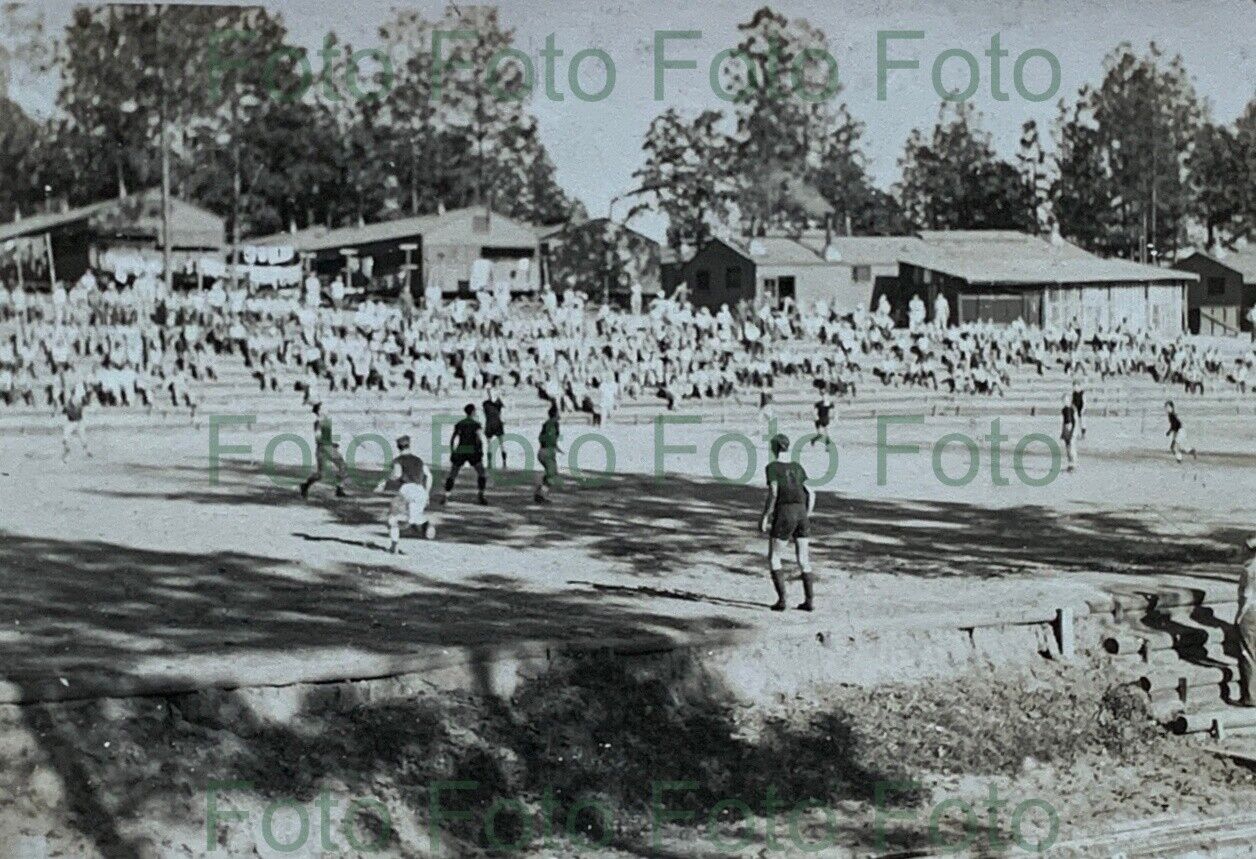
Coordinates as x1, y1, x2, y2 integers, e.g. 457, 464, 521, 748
5, 0, 1256, 241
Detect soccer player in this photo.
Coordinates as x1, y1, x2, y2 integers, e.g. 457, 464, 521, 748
1060, 392, 1078, 472
758, 381, 775, 422
759, 433, 815, 612
1071, 377, 1087, 438
444, 403, 487, 504
483, 386, 507, 469
299, 402, 347, 499
382, 435, 434, 553
61, 388, 90, 463
534, 403, 561, 504
1164, 400, 1197, 463
811, 390, 834, 448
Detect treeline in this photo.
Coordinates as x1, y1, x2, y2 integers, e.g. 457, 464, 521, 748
633, 10, 1256, 259
0, 4, 580, 241
1, 4, 1253, 259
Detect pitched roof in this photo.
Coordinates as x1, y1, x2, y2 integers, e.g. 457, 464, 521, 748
0, 190, 224, 248
792, 233, 924, 266
747, 236, 834, 266
902, 230, 1196, 285
540, 217, 661, 247
0, 198, 112, 243
1179, 247, 1256, 283
251, 207, 539, 253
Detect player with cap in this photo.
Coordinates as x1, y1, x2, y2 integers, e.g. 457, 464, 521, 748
759, 433, 816, 612
382, 434, 434, 553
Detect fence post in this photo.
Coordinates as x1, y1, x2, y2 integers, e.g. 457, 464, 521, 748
1054, 607, 1075, 660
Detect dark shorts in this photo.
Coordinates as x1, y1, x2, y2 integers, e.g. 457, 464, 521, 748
539, 447, 559, 481
485, 425, 505, 439
451, 450, 483, 468
771, 504, 810, 541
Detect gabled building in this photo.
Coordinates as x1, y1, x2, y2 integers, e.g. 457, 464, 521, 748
677, 234, 916, 312
897, 230, 1195, 335
1172, 247, 1256, 335
0, 190, 224, 286
252, 207, 543, 296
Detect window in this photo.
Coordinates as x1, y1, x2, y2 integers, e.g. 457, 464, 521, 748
725, 266, 742, 292
852, 265, 871, 283
695, 270, 711, 292
777, 276, 796, 303
1207, 276, 1226, 297
472, 214, 490, 233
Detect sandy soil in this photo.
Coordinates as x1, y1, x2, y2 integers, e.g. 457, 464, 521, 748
1, 409, 1253, 855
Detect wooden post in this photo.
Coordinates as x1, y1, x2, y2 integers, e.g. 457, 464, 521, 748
1054, 607, 1075, 660
43, 232, 56, 286
399, 243, 418, 303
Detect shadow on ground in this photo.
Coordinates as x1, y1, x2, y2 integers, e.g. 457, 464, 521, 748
1, 458, 1244, 855
96, 458, 1240, 580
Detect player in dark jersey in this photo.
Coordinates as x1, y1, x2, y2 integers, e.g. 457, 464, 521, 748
759, 433, 816, 612
758, 382, 775, 417
1071, 378, 1087, 438
299, 402, 347, 498
534, 404, 561, 504
382, 435, 434, 553
483, 387, 507, 469
1165, 400, 1197, 462
443, 403, 487, 504
811, 391, 835, 448
1060, 392, 1078, 472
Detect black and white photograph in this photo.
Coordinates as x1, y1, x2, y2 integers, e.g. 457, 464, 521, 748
1, 0, 1256, 855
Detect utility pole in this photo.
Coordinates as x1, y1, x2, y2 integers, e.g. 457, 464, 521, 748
157, 5, 172, 293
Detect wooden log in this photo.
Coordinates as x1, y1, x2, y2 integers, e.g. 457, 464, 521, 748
1171, 706, 1256, 736
1137, 662, 1236, 694
1106, 622, 1230, 656
1139, 641, 1237, 667
1148, 679, 1239, 706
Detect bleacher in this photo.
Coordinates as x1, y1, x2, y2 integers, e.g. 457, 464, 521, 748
2, 346, 1252, 436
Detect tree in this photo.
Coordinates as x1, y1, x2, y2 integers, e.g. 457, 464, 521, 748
375, 4, 577, 223
1063, 43, 1203, 259
630, 108, 738, 250
721, 7, 848, 234
1017, 120, 1054, 235
1235, 98, 1256, 240
1052, 88, 1121, 252
896, 101, 1034, 231
0, 97, 42, 221
812, 120, 910, 235
1188, 120, 1245, 248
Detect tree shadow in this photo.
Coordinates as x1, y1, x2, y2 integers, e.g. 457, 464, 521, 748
95, 458, 1239, 582
4, 456, 1246, 854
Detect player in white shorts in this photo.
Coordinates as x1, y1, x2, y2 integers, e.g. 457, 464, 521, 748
382, 435, 435, 553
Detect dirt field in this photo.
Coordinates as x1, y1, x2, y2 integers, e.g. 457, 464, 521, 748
0, 410, 1250, 692
1, 408, 1254, 855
